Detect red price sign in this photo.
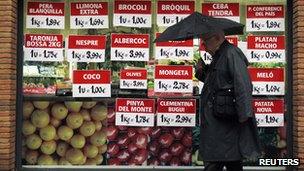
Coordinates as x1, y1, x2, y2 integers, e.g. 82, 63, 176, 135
202, 3, 240, 22
72, 70, 111, 97
115, 98, 155, 127
120, 69, 147, 89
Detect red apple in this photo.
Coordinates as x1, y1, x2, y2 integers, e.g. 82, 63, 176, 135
170, 157, 181, 166
159, 133, 174, 148
107, 125, 119, 141
169, 143, 184, 156
107, 143, 120, 157
151, 127, 162, 139
117, 134, 130, 146
117, 150, 131, 162
127, 128, 137, 139
159, 149, 172, 163
148, 140, 160, 156
128, 143, 138, 154
132, 149, 148, 165
137, 127, 152, 135
107, 107, 115, 123
127, 157, 138, 165
108, 158, 121, 165
135, 134, 148, 149
118, 125, 128, 131
181, 133, 192, 147
148, 158, 160, 166
181, 150, 191, 164
171, 127, 185, 139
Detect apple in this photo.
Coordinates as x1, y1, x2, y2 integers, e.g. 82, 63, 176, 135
159, 149, 172, 163
127, 158, 138, 165
107, 125, 118, 141
117, 134, 130, 146
148, 158, 160, 165
181, 133, 192, 147
107, 107, 115, 123
171, 127, 185, 139
117, 150, 131, 162
148, 141, 160, 156
150, 127, 162, 139
170, 157, 181, 166
137, 127, 151, 135
132, 149, 148, 165
127, 128, 137, 139
181, 150, 191, 164
108, 158, 121, 165
169, 143, 184, 156
107, 143, 119, 157
128, 143, 138, 154
118, 125, 128, 131
135, 134, 148, 149
159, 133, 174, 148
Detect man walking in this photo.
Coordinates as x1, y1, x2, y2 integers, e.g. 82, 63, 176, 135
195, 31, 261, 171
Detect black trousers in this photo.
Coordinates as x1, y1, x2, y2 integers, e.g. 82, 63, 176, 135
204, 161, 243, 171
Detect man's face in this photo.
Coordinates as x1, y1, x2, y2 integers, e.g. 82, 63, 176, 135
201, 34, 219, 55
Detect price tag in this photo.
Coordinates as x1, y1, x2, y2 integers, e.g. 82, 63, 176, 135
155, 33, 193, 60
111, 34, 149, 61
26, 2, 65, 29
115, 98, 155, 127
246, 5, 284, 32
24, 34, 64, 62
70, 2, 108, 29
154, 65, 193, 93
120, 69, 147, 89
202, 3, 240, 22
72, 70, 111, 97
247, 36, 285, 63
113, 1, 152, 28
157, 1, 194, 27
249, 68, 285, 96
157, 99, 196, 127
253, 99, 284, 127
67, 35, 106, 62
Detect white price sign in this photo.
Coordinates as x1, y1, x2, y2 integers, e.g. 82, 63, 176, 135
67, 35, 106, 62
120, 69, 147, 90
157, 1, 194, 27
72, 70, 111, 98
24, 48, 64, 62
111, 48, 149, 61
249, 68, 285, 96
256, 114, 284, 127
70, 2, 108, 29
26, 2, 65, 29
246, 5, 285, 32
115, 98, 155, 127
154, 79, 193, 93
113, 1, 151, 28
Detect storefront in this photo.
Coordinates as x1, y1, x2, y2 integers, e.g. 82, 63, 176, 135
0, 0, 302, 170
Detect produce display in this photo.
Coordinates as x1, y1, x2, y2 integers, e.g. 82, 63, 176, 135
22, 101, 107, 165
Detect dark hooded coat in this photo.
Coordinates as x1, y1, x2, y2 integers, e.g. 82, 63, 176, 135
195, 40, 261, 161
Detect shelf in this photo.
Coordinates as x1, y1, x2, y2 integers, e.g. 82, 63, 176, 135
23, 75, 65, 78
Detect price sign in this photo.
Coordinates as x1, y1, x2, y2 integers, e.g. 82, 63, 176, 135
157, 99, 196, 127
253, 99, 284, 127
155, 33, 193, 60
67, 35, 106, 62
154, 65, 193, 93
113, 1, 151, 28
24, 34, 63, 62
246, 5, 285, 32
202, 3, 240, 22
70, 2, 108, 29
199, 37, 238, 64
111, 34, 149, 61
120, 69, 147, 89
249, 68, 284, 96
115, 98, 155, 127
26, 2, 65, 29
247, 36, 285, 63
72, 70, 111, 97
157, 1, 194, 27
